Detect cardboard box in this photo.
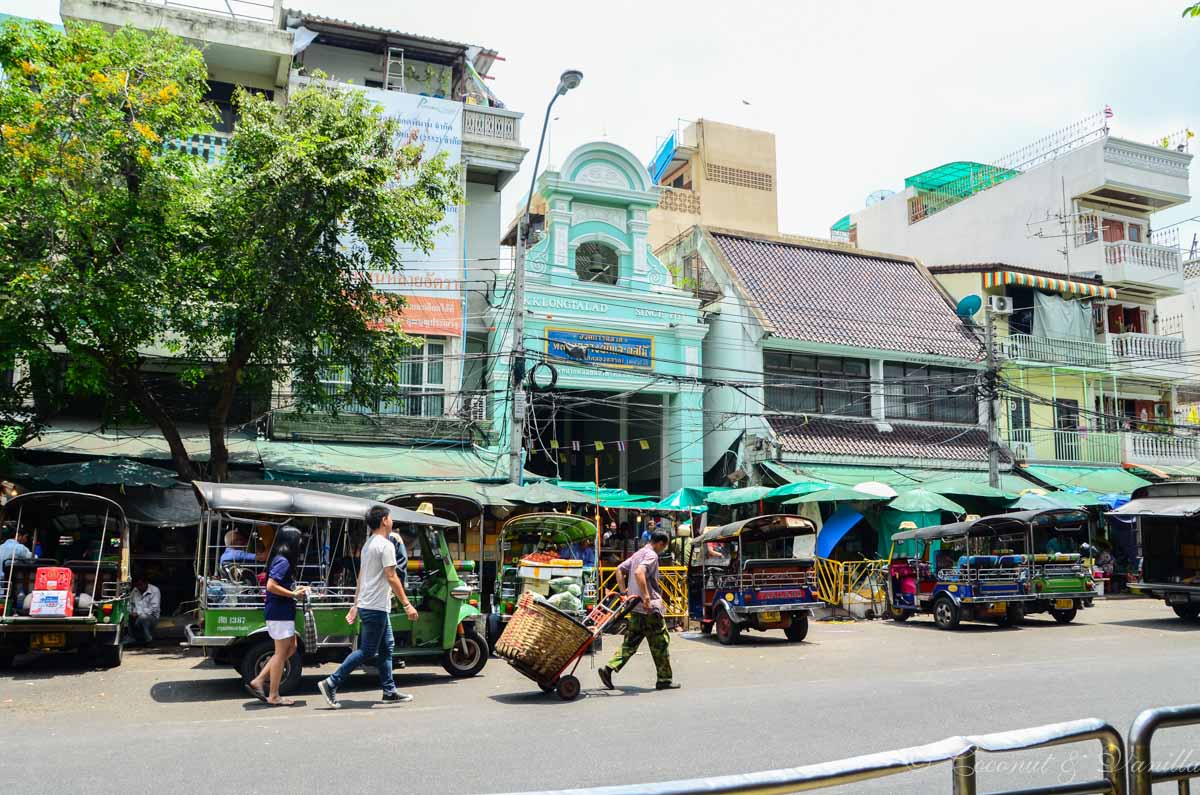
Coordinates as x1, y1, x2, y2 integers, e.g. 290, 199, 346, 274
34, 567, 73, 592
30, 589, 74, 617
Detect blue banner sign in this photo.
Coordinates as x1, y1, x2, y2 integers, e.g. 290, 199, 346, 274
546, 328, 653, 370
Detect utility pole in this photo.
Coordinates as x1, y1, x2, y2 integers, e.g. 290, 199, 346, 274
983, 307, 1001, 489
508, 69, 583, 485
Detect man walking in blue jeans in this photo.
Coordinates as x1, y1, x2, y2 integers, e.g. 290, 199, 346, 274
318, 505, 419, 708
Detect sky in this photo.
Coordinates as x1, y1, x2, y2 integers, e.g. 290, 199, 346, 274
5, 0, 1200, 248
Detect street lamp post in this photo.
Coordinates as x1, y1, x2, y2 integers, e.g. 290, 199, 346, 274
509, 69, 583, 484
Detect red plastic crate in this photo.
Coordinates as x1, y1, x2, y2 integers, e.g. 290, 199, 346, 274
34, 567, 73, 592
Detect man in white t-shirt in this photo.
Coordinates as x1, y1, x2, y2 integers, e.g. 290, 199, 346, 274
318, 505, 419, 708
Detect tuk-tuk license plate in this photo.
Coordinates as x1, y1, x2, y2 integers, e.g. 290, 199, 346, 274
32, 633, 66, 650
1054, 599, 1074, 610
759, 611, 781, 623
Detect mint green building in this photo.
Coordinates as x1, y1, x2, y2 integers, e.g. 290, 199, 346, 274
490, 142, 707, 495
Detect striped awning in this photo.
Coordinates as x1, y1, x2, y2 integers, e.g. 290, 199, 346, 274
983, 271, 1116, 299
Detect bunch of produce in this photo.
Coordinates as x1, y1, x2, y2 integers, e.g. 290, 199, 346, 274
521, 550, 561, 564
547, 591, 582, 612
549, 576, 576, 594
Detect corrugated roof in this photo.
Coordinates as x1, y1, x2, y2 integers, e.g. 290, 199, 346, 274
708, 231, 983, 360
767, 416, 993, 463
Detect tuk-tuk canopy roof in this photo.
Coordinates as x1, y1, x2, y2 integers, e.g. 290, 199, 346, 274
891, 508, 1088, 542
698, 514, 818, 544
2, 490, 128, 527
500, 512, 597, 543
1109, 481, 1200, 518
191, 482, 456, 528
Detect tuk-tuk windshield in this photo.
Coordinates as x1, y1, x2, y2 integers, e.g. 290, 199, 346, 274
699, 541, 732, 568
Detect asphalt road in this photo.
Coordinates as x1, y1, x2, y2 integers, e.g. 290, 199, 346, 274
2, 598, 1198, 795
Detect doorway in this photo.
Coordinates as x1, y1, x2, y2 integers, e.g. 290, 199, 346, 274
1054, 399, 1080, 461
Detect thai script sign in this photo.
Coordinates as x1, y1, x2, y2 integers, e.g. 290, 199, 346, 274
546, 328, 653, 370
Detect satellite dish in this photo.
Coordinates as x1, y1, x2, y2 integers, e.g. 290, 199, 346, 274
955, 294, 983, 319
866, 189, 896, 207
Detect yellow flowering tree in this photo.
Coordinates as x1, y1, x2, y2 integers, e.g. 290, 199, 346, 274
0, 19, 211, 478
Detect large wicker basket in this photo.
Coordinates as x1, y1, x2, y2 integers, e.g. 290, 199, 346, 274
494, 591, 592, 681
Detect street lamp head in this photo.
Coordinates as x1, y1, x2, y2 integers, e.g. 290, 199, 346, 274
557, 69, 583, 95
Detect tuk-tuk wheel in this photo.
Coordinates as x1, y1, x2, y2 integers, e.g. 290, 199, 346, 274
99, 642, 123, 668
699, 620, 713, 635
1172, 605, 1200, 621
714, 609, 740, 645
556, 674, 581, 700
240, 637, 303, 696
933, 597, 960, 630
889, 606, 911, 623
1050, 607, 1077, 624
783, 614, 809, 642
441, 625, 488, 678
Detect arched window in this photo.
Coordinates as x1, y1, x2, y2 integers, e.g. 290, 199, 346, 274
575, 241, 619, 285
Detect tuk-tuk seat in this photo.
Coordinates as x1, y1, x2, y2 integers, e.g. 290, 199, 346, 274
742, 558, 808, 571
997, 554, 1029, 567
958, 555, 999, 568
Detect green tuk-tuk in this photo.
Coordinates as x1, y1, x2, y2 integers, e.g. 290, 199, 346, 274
184, 482, 487, 695
1019, 508, 1095, 623
0, 491, 130, 668
487, 512, 598, 650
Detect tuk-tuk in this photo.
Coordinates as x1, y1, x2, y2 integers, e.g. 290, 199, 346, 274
488, 512, 598, 650
1110, 482, 1200, 621
184, 482, 487, 695
384, 492, 484, 609
0, 491, 130, 668
887, 516, 1030, 629
687, 514, 821, 645
1016, 508, 1095, 623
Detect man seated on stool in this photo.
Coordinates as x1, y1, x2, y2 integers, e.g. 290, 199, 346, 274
128, 574, 161, 646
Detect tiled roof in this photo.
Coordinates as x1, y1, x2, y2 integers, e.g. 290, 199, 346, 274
709, 231, 983, 360
767, 416, 997, 463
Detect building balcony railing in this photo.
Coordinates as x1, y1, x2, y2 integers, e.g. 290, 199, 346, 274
1103, 240, 1182, 272
165, 132, 230, 165
462, 105, 522, 148
1000, 333, 1109, 369
129, 0, 278, 24
657, 186, 701, 215
1122, 432, 1200, 468
1110, 331, 1183, 361
1008, 428, 1122, 465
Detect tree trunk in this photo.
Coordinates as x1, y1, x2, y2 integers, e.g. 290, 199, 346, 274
124, 370, 200, 482
207, 339, 254, 482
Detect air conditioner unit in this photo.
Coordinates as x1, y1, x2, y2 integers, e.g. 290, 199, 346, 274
989, 295, 1014, 315
464, 393, 487, 423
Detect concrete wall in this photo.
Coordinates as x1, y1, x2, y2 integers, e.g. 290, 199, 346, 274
464, 180, 502, 335
852, 137, 1186, 275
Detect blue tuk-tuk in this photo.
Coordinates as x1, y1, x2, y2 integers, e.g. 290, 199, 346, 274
687, 514, 822, 645
887, 515, 1031, 629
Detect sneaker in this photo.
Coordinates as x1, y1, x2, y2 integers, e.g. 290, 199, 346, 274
317, 678, 341, 709
382, 691, 413, 704
598, 666, 614, 690
656, 681, 681, 691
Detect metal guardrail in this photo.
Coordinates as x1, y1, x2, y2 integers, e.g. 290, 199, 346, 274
1129, 704, 1200, 795
500, 718, 1125, 795
814, 558, 887, 609
598, 566, 688, 620
501, 704, 1200, 795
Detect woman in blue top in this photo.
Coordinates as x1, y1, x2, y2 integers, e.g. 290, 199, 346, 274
247, 526, 307, 706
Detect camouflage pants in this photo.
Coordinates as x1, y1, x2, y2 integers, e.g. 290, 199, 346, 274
607, 611, 672, 683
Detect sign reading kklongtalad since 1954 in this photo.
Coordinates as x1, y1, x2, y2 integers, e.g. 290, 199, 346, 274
545, 328, 653, 370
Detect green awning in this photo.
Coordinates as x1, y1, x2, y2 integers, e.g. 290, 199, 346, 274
12, 458, 180, 488
705, 486, 773, 506
655, 486, 726, 512
1020, 465, 1151, 494
488, 482, 593, 504
258, 441, 514, 483
767, 462, 1028, 495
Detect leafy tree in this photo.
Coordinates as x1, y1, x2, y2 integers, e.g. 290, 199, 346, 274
0, 20, 212, 477
1186, 3, 1200, 16
174, 80, 462, 479
0, 21, 463, 480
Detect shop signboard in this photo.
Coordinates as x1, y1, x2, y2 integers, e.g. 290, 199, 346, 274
545, 328, 653, 370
